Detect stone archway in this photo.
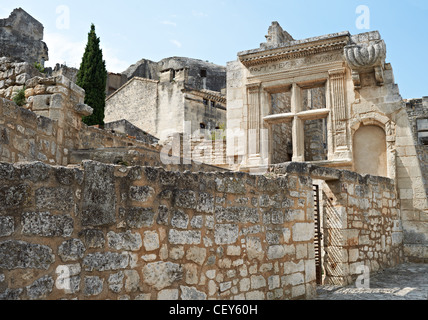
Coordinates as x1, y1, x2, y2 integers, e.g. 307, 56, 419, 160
353, 125, 388, 177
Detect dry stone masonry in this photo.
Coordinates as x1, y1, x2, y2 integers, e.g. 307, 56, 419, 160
0, 10, 426, 300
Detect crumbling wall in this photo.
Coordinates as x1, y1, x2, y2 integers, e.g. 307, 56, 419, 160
0, 8, 48, 64
0, 160, 317, 300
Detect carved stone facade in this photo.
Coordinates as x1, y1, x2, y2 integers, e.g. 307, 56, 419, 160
226, 22, 426, 262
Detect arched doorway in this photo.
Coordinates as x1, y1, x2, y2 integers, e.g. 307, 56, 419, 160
353, 125, 387, 177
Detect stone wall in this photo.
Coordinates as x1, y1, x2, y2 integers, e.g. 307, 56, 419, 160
397, 98, 428, 262
0, 160, 317, 300
0, 8, 48, 64
270, 163, 404, 286
321, 171, 403, 285
0, 97, 65, 164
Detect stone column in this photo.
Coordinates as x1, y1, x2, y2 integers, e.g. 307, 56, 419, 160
291, 83, 304, 162
247, 83, 262, 166
328, 68, 351, 159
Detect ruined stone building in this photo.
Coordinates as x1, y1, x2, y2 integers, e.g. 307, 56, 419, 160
0, 8, 48, 65
104, 57, 227, 141
0, 9, 426, 301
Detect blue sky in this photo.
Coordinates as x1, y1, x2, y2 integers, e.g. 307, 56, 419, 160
2, 0, 427, 99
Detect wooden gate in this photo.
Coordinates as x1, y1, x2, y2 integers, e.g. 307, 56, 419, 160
313, 184, 323, 285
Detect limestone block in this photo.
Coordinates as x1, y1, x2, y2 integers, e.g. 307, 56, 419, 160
143, 231, 160, 252
129, 186, 154, 203
78, 229, 105, 249
143, 262, 183, 290
215, 224, 239, 244
158, 289, 179, 300
124, 270, 140, 293
0, 240, 54, 270
21, 212, 74, 238
185, 263, 199, 285
0, 216, 14, 237
107, 231, 142, 251
197, 193, 214, 213
267, 244, 295, 260
84, 276, 104, 296
171, 210, 189, 229
26, 275, 54, 300
174, 190, 197, 209
292, 223, 315, 242
81, 162, 116, 227
169, 229, 201, 245
35, 186, 73, 211
126, 208, 155, 228
58, 239, 86, 262
180, 286, 207, 300
83, 252, 129, 272
186, 247, 207, 266
108, 271, 124, 293
251, 275, 266, 290
0, 184, 30, 210
246, 237, 264, 261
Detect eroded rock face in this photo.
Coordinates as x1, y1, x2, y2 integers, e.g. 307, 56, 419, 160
0, 8, 49, 64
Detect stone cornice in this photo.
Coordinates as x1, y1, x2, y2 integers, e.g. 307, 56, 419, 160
183, 87, 226, 105
238, 32, 350, 68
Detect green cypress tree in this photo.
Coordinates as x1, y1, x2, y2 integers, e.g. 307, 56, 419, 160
77, 24, 107, 126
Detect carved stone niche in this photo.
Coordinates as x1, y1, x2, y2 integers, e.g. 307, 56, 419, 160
344, 31, 386, 89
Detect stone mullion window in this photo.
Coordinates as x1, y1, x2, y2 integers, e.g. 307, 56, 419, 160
264, 82, 330, 163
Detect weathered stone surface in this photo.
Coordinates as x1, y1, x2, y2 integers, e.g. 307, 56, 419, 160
21, 212, 73, 237
81, 162, 116, 227
169, 229, 201, 245
171, 210, 189, 229
78, 229, 105, 249
158, 289, 179, 300
174, 190, 197, 209
124, 270, 140, 293
0, 216, 14, 237
0, 240, 54, 270
35, 187, 73, 211
107, 231, 142, 251
83, 252, 129, 272
0, 184, 30, 210
215, 207, 259, 224
125, 208, 155, 228
292, 223, 315, 242
180, 286, 207, 300
0, 9, 49, 63
197, 193, 214, 213
215, 176, 246, 194
186, 247, 207, 266
129, 186, 154, 202
215, 224, 239, 244
0, 288, 23, 300
143, 231, 160, 251
108, 271, 124, 293
58, 239, 86, 262
143, 262, 183, 290
26, 275, 54, 300
84, 276, 104, 296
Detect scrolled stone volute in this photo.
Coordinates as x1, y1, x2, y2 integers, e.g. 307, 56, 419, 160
344, 40, 386, 69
